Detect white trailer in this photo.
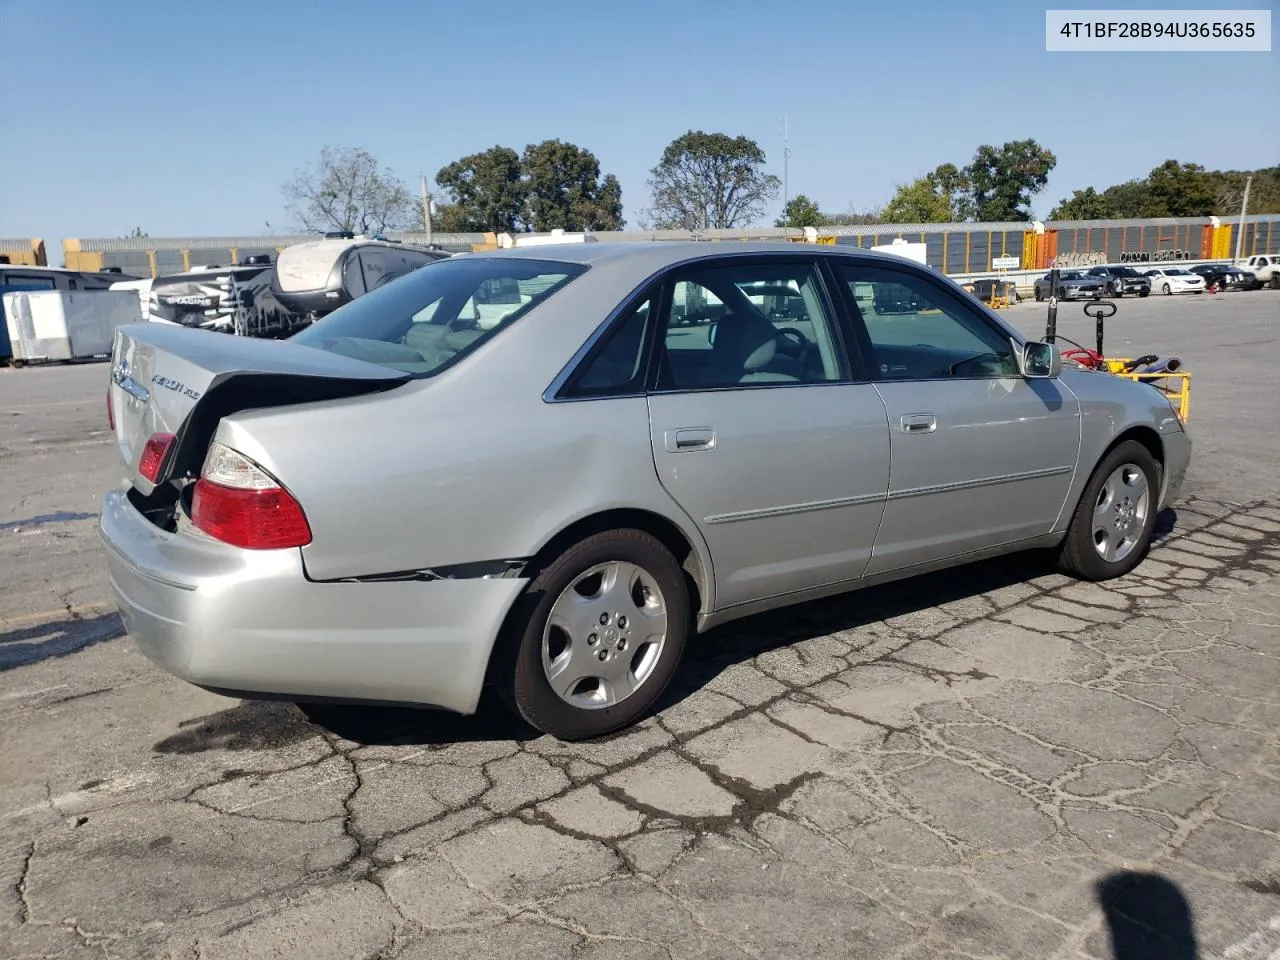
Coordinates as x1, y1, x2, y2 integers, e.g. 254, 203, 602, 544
2, 290, 143, 365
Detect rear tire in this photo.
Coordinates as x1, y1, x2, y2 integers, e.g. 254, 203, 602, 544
1162, 283, 1172, 295
498, 529, 690, 741
1057, 440, 1160, 581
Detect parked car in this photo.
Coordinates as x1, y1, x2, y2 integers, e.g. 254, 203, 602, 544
99, 243, 1191, 740
1085, 265, 1152, 298
1033, 270, 1105, 302
1143, 267, 1206, 295
1189, 263, 1256, 291
1238, 255, 1278, 288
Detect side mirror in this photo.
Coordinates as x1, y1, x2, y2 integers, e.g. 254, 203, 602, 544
1020, 340, 1061, 379
707, 321, 718, 346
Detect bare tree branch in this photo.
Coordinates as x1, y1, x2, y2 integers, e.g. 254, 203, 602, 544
646, 131, 779, 230
284, 146, 416, 235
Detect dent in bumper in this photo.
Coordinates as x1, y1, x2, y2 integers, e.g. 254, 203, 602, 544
98, 487, 528, 715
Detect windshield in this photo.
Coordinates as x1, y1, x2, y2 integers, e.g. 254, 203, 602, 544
290, 256, 587, 375
1112, 267, 1141, 277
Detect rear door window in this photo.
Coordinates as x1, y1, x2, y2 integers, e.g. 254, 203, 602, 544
655, 260, 846, 391
561, 294, 656, 398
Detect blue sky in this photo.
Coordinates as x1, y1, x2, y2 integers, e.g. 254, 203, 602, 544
1, 0, 1276, 259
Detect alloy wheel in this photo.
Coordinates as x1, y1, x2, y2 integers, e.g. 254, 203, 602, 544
1091, 463, 1150, 564
541, 561, 668, 709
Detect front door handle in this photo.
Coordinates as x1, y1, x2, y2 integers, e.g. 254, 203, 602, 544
664, 427, 716, 453
899, 413, 937, 434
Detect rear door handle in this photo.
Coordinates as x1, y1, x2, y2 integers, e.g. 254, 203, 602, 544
899, 413, 937, 434
664, 427, 716, 453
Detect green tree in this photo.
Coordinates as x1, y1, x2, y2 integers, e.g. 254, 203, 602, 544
774, 194, 830, 228
284, 146, 416, 234
882, 164, 970, 223
1212, 166, 1280, 217
827, 205, 883, 226
125, 226, 148, 239
521, 139, 624, 231
645, 131, 781, 229
1048, 187, 1111, 220
1141, 160, 1215, 217
963, 139, 1057, 221
430, 202, 474, 234
1047, 164, 1280, 221
435, 146, 526, 233
1096, 180, 1150, 218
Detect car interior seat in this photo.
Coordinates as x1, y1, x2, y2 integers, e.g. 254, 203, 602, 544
711, 310, 801, 383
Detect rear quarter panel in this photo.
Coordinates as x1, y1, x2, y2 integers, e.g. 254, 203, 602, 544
215, 384, 712, 588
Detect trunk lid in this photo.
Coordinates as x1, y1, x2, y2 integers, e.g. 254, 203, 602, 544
110, 322, 408, 494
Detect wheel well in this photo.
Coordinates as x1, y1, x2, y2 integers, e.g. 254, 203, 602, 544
1104, 425, 1166, 491
527, 509, 709, 616
1110, 425, 1164, 467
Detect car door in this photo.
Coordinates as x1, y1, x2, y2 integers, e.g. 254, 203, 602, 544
830, 259, 1081, 575
645, 255, 891, 610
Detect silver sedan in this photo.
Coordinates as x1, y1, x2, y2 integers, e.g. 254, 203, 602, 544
99, 243, 1191, 740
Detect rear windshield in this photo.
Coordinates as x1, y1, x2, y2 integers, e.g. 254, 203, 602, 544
289, 256, 587, 376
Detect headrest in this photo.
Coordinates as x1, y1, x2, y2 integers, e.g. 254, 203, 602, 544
713, 311, 777, 371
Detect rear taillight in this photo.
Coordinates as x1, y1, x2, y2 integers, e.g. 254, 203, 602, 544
106, 387, 114, 430
139, 433, 176, 484
190, 441, 311, 550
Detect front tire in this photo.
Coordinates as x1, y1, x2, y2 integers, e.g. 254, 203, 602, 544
1057, 440, 1160, 581
1162, 283, 1172, 295
500, 529, 690, 740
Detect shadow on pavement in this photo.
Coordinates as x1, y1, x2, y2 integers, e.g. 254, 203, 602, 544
155, 693, 535, 754
296, 697, 536, 746
156, 506, 1179, 749
659, 507, 1178, 713
0, 612, 124, 672
1097, 870, 1197, 959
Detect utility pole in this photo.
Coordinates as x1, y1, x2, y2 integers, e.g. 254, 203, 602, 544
421, 175, 434, 244
1233, 174, 1251, 263
779, 114, 790, 225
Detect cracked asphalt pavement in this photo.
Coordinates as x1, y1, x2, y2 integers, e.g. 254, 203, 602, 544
3, 292, 1279, 959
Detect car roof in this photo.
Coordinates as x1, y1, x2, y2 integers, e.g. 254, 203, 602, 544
459, 240, 924, 272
